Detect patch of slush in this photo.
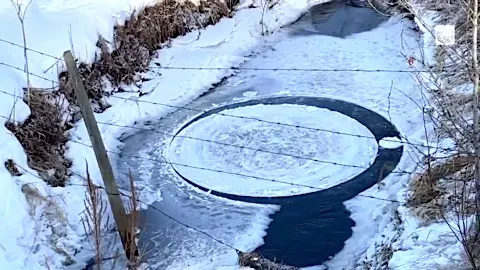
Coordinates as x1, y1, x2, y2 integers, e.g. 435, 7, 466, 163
168, 104, 378, 196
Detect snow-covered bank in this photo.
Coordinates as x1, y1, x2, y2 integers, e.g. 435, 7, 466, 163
356, 4, 476, 270
0, 0, 330, 269
0, 1, 159, 268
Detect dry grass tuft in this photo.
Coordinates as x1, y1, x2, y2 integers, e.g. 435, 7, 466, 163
408, 155, 476, 220
238, 251, 299, 270
408, 0, 470, 86
5, 89, 72, 187
82, 163, 109, 270
125, 169, 141, 267
59, 0, 239, 111
81, 164, 144, 269
408, 155, 475, 205
401, 0, 480, 267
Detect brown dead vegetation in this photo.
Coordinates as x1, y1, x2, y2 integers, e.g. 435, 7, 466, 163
238, 251, 299, 270
408, 155, 476, 220
9, 0, 238, 187
5, 89, 71, 187
393, 0, 480, 267
81, 165, 143, 269
59, 0, 239, 111
405, 0, 471, 89
423, 0, 470, 87
4, 158, 22, 176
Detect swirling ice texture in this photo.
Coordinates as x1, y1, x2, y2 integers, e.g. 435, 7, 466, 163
168, 104, 378, 197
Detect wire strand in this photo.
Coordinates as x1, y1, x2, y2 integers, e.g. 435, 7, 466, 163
0, 38, 63, 61
0, 88, 454, 152
0, 44, 451, 152
15, 162, 242, 252
11, 142, 407, 253
98, 122, 377, 169
108, 94, 454, 152
0, 108, 413, 203
0, 94, 425, 179
68, 138, 410, 204
0, 62, 59, 84
0, 36, 432, 73
149, 65, 430, 73
0, 29, 450, 266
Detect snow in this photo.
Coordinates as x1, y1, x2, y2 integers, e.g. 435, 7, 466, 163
379, 136, 404, 149
0, 0, 333, 269
0, 0, 166, 268
168, 104, 378, 196
388, 219, 466, 269
0, 0, 466, 269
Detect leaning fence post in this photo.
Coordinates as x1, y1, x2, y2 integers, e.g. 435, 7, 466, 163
63, 50, 138, 259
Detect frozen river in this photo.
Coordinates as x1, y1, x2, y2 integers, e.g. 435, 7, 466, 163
117, 1, 421, 269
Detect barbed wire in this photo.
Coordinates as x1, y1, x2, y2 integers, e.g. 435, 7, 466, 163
0, 88, 446, 189
149, 65, 429, 73
0, 37, 453, 157
0, 103, 422, 182
14, 162, 242, 252
0, 66, 441, 207
0, 27, 458, 268
77, 175, 242, 252
96, 121, 382, 169
0, 88, 454, 152
107, 95, 455, 152
95, 120, 450, 169
0, 36, 432, 74
10, 139, 407, 258
124, 191, 242, 251
0, 39, 451, 154
0, 34, 450, 269
67, 139, 410, 204
0, 104, 411, 204
0, 61, 59, 84
0, 38, 63, 61
0, 38, 429, 204
8, 136, 408, 252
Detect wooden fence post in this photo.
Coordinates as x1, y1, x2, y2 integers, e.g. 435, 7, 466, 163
63, 50, 138, 259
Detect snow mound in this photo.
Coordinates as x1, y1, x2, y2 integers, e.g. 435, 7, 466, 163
168, 103, 378, 196
379, 136, 403, 149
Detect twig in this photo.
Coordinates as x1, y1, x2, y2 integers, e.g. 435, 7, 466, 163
9, 0, 33, 104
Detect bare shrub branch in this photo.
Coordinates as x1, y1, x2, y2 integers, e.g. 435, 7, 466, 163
125, 169, 143, 269
259, 0, 279, 35
9, 0, 33, 103
82, 162, 109, 270
397, 0, 480, 267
